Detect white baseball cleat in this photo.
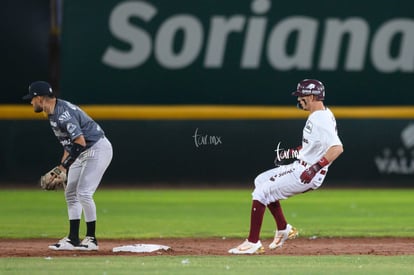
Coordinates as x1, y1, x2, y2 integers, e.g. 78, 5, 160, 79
48, 237, 79, 251
76, 236, 99, 251
269, 224, 299, 250
228, 239, 265, 254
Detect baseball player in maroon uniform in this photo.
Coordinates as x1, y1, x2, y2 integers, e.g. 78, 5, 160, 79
229, 79, 343, 254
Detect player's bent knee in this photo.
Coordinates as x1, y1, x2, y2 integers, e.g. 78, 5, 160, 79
77, 192, 93, 203
251, 190, 268, 205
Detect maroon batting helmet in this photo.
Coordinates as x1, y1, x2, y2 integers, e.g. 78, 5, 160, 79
292, 79, 325, 101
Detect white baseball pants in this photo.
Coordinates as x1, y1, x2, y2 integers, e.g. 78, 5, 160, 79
252, 160, 327, 205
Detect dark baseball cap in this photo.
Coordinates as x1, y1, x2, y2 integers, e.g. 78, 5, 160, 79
22, 81, 54, 100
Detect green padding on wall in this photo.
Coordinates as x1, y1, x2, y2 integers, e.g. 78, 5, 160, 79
1, 119, 413, 186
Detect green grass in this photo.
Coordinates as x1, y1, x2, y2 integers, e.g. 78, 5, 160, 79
0, 188, 413, 274
0, 189, 412, 239
1, 255, 413, 275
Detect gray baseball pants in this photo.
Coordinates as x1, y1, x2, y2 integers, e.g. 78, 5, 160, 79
65, 137, 113, 222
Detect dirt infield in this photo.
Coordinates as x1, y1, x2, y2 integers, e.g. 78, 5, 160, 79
1, 237, 413, 257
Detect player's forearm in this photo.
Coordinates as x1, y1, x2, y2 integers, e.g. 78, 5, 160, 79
323, 145, 343, 163
59, 150, 69, 172
73, 135, 87, 147
60, 150, 69, 164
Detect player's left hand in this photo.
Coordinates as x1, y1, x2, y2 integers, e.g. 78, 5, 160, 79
300, 157, 329, 184
300, 164, 321, 183
40, 166, 67, 190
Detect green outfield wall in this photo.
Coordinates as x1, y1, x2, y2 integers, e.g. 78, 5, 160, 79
1, 106, 413, 186
1, 0, 50, 104
59, 0, 414, 105
2, 1, 414, 186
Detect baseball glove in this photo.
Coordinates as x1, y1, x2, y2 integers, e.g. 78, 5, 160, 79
40, 166, 67, 191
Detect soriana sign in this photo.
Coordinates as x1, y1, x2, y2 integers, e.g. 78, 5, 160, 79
61, 0, 414, 105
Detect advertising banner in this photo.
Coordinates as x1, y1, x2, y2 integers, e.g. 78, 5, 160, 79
60, 0, 414, 105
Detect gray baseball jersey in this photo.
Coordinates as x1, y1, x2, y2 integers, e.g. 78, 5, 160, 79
48, 99, 104, 150
48, 99, 113, 223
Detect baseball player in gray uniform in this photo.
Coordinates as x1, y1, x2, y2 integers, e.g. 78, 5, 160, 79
23, 81, 113, 251
229, 79, 343, 254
